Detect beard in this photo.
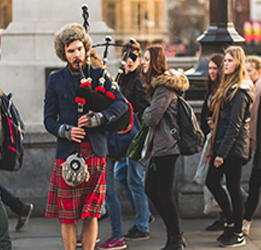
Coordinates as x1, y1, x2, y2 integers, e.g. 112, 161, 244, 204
68, 59, 86, 75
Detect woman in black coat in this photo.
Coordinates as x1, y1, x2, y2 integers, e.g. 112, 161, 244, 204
206, 46, 254, 248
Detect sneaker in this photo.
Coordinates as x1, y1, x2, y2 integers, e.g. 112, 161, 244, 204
219, 232, 246, 248
205, 220, 225, 231
76, 235, 100, 247
242, 219, 251, 236
217, 227, 234, 242
124, 225, 150, 241
16, 203, 34, 231
97, 237, 127, 250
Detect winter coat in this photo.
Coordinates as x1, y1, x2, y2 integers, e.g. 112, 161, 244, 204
213, 79, 254, 161
119, 68, 149, 121
0, 88, 3, 160
143, 69, 189, 159
253, 77, 261, 170
250, 77, 261, 150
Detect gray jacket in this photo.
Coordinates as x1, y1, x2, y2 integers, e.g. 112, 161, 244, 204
143, 69, 189, 159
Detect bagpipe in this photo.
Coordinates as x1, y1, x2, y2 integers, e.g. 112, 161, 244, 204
75, 4, 135, 133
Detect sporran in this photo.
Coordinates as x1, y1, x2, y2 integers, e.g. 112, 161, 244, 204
62, 153, 90, 187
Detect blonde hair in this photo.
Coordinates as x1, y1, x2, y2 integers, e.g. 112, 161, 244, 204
246, 55, 261, 71
54, 23, 92, 62
210, 46, 248, 144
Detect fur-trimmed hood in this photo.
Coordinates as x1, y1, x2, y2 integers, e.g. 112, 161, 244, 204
151, 69, 190, 93
232, 78, 254, 103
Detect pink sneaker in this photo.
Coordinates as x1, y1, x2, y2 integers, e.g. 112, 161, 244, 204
97, 237, 127, 250
76, 235, 100, 247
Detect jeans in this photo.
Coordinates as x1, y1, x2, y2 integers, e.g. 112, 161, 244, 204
0, 184, 24, 216
105, 160, 123, 240
0, 187, 12, 250
114, 157, 150, 232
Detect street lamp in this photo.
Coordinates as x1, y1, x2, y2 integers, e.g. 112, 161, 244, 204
185, 0, 245, 100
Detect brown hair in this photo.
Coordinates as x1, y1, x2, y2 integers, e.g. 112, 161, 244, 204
207, 53, 224, 94
54, 23, 92, 62
143, 45, 168, 96
122, 40, 142, 57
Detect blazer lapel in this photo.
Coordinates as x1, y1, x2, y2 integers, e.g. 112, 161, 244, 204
63, 66, 77, 105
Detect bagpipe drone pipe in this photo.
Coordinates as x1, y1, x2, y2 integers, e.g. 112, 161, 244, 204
75, 4, 134, 133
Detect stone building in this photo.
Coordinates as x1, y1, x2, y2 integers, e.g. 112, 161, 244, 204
0, 0, 12, 29
102, 0, 168, 48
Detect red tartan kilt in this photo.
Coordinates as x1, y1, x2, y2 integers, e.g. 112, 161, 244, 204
45, 143, 106, 224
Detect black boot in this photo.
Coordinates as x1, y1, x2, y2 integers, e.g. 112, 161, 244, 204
159, 233, 186, 250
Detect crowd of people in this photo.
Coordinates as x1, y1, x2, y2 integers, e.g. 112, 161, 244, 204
1, 21, 261, 250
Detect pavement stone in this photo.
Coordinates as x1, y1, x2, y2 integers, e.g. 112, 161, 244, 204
7, 215, 261, 250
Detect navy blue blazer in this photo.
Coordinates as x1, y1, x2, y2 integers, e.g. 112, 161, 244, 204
44, 65, 128, 158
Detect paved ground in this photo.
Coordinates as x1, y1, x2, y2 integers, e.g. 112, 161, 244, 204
8, 214, 261, 250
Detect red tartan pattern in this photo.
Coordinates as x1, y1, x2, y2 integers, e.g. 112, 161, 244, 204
45, 143, 106, 224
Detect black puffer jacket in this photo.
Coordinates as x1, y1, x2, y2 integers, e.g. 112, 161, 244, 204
119, 68, 149, 121
213, 80, 254, 161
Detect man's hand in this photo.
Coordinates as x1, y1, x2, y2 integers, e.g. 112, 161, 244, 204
70, 127, 86, 143
78, 111, 105, 128
58, 124, 85, 143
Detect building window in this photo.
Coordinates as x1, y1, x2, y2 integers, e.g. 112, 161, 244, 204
107, 3, 116, 29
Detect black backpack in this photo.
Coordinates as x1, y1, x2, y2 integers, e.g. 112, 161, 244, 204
177, 95, 205, 155
0, 93, 25, 171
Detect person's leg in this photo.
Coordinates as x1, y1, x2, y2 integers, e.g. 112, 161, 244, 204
218, 157, 246, 247
82, 217, 98, 250
105, 160, 123, 240
0, 196, 12, 250
145, 155, 183, 249
244, 168, 261, 221
126, 157, 150, 233
225, 157, 244, 233
0, 184, 34, 231
114, 159, 135, 209
152, 156, 180, 236
0, 184, 24, 215
206, 157, 233, 225
61, 223, 77, 250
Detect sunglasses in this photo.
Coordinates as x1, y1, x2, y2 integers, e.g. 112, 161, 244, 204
123, 51, 138, 62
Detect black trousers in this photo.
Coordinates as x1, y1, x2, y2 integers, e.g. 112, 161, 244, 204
244, 167, 261, 221
206, 155, 244, 233
145, 155, 180, 238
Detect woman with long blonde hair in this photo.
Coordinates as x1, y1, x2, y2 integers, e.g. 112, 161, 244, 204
206, 46, 254, 248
